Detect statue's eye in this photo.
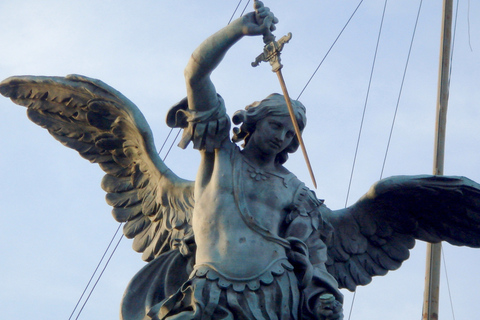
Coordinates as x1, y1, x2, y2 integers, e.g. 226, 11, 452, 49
286, 131, 294, 139
269, 121, 282, 129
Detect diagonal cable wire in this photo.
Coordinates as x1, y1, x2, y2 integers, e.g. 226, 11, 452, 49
344, 3, 389, 318
378, 1, 459, 318
228, 0, 245, 25
345, 0, 389, 208
240, 0, 251, 17
158, 127, 174, 155
67, 223, 123, 320
379, 0, 424, 179
347, 290, 357, 320
297, 0, 365, 100
441, 244, 457, 320
163, 128, 182, 161
448, 0, 460, 86
74, 234, 124, 319
467, 0, 473, 51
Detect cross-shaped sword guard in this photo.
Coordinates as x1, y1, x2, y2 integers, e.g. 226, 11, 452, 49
251, 32, 292, 72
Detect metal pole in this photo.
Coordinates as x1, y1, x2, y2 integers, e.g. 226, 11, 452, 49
422, 0, 453, 319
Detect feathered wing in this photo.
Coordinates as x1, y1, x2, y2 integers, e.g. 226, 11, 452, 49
0, 74, 194, 262
322, 175, 480, 291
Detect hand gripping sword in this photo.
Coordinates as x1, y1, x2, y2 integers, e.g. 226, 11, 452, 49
251, 2, 318, 189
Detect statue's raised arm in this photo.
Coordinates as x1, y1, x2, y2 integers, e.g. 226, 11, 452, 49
183, 1, 278, 113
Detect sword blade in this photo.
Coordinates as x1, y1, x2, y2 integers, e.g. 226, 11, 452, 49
275, 70, 318, 189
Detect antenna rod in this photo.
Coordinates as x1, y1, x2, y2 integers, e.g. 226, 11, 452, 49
422, 0, 453, 319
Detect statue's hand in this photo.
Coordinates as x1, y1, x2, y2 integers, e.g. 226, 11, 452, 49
314, 294, 344, 320
241, 1, 278, 37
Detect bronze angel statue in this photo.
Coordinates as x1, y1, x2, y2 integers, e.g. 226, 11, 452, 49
1, 3, 480, 320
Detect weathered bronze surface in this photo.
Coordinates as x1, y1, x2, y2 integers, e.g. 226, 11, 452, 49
2, 2, 480, 320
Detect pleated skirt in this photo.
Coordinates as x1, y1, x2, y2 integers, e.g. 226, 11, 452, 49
156, 259, 299, 320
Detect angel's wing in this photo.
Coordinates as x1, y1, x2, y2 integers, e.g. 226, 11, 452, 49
323, 175, 480, 291
0, 74, 194, 262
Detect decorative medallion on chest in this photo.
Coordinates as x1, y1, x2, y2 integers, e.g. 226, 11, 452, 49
247, 166, 269, 181
242, 157, 290, 188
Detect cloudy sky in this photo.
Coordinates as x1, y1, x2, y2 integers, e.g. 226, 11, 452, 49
0, 0, 479, 319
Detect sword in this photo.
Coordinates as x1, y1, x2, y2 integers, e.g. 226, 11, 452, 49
251, 1, 318, 189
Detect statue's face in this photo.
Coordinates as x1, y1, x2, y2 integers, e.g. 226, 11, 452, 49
250, 115, 295, 156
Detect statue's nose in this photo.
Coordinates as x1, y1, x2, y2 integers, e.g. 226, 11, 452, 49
277, 129, 288, 142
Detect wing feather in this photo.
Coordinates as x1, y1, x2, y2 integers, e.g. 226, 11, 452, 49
106, 189, 141, 208
0, 74, 195, 261
124, 216, 152, 238
324, 175, 480, 290
102, 175, 133, 193
112, 204, 143, 223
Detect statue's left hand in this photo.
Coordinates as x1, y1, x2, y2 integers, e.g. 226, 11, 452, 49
314, 294, 344, 320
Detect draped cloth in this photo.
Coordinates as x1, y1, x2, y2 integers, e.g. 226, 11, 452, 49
120, 249, 194, 320
153, 259, 299, 320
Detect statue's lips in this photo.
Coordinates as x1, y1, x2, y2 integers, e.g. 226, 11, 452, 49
268, 141, 281, 149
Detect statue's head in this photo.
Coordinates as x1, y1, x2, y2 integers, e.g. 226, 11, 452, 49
232, 93, 306, 164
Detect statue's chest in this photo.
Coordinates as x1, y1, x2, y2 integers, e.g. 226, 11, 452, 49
240, 164, 296, 225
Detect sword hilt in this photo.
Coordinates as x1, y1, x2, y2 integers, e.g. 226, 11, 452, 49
251, 32, 292, 72
252, 0, 292, 72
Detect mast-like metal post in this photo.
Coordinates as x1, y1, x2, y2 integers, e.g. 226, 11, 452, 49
422, 0, 453, 319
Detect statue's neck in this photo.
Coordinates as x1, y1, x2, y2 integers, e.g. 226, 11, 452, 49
240, 145, 277, 171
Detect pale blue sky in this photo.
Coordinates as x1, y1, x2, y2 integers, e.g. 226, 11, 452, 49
1, 0, 479, 319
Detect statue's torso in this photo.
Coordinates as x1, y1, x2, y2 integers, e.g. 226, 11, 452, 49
193, 144, 298, 279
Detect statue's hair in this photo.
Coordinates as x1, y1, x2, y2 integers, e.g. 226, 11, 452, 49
232, 93, 307, 164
